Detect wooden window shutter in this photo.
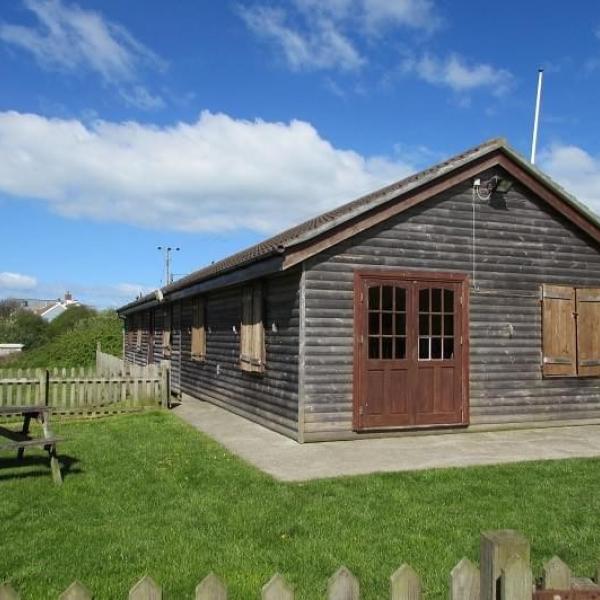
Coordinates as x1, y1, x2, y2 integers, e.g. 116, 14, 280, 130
163, 307, 172, 354
240, 283, 265, 373
576, 288, 600, 377
542, 284, 577, 376
191, 297, 206, 360
251, 284, 265, 370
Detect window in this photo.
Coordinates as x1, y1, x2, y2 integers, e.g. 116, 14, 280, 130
367, 284, 406, 360
542, 284, 600, 377
418, 287, 454, 360
240, 283, 265, 373
191, 297, 206, 361
163, 307, 172, 356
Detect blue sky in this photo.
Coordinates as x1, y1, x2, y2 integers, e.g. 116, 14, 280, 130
1, 0, 600, 307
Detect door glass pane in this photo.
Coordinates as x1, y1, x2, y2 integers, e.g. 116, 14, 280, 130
432, 314, 441, 335
382, 312, 393, 335
395, 287, 406, 312
444, 288, 454, 313
369, 312, 380, 335
419, 288, 429, 312
395, 337, 406, 359
443, 337, 454, 359
419, 314, 429, 335
432, 288, 442, 312
368, 286, 380, 310
418, 286, 456, 361
382, 337, 393, 359
395, 313, 406, 335
382, 286, 393, 310
444, 314, 453, 336
368, 337, 379, 359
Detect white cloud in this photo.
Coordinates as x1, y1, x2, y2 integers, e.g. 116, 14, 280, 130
0, 272, 37, 290
361, 0, 441, 32
0, 110, 414, 234
0, 0, 165, 108
239, 5, 364, 71
402, 53, 513, 95
239, 0, 441, 72
119, 86, 166, 111
540, 143, 600, 216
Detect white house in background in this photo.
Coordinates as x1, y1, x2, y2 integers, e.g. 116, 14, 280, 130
14, 292, 79, 322
0, 343, 24, 357
38, 292, 79, 321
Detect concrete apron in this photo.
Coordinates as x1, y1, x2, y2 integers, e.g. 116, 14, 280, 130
173, 400, 600, 482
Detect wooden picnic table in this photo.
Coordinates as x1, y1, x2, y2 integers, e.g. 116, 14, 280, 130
0, 405, 63, 484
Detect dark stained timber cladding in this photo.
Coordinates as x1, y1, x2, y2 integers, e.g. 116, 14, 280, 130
303, 167, 600, 439
178, 270, 301, 438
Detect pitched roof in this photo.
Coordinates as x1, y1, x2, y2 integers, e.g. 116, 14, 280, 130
118, 137, 600, 313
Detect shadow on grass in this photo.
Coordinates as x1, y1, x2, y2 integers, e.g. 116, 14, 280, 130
0, 454, 81, 482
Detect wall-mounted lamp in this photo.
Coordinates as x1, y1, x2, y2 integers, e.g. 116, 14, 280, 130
473, 175, 513, 201
271, 322, 278, 333
232, 325, 238, 335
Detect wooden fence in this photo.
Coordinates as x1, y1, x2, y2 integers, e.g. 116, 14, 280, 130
0, 365, 168, 415
95, 345, 161, 378
0, 530, 599, 599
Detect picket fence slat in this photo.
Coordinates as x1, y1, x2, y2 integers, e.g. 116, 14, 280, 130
328, 567, 359, 600
0, 582, 19, 600
3, 528, 600, 598
390, 564, 421, 600
449, 558, 480, 600
59, 581, 92, 600
129, 576, 161, 600
262, 574, 293, 600
195, 573, 227, 600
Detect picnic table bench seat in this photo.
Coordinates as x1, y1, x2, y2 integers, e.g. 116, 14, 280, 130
0, 405, 63, 484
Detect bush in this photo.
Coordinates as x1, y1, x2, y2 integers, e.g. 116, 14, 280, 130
0, 309, 49, 349
4, 311, 123, 368
46, 304, 97, 338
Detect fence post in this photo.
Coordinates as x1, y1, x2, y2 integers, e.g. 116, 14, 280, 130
38, 369, 49, 407
160, 363, 170, 409
96, 341, 101, 373
480, 530, 529, 600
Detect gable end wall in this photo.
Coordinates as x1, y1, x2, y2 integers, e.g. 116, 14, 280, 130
301, 166, 600, 441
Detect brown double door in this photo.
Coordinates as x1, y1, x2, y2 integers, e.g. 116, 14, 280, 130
354, 271, 468, 430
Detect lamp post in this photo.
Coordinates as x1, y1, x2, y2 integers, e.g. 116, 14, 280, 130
157, 246, 180, 285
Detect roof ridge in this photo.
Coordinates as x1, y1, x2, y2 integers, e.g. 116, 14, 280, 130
161, 137, 506, 295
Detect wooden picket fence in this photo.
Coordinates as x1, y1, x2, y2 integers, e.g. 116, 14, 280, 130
1, 530, 599, 599
95, 345, 160, 378
0, 364, 168, 416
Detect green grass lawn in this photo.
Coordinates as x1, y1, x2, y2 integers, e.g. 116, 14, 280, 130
1, 412, 600, 599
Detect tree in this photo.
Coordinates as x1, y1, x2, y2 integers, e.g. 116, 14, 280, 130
0, 298, 21, 319
0, 308, 48, 348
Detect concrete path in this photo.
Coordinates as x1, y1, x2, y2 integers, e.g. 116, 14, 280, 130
174, 400, 600, 481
